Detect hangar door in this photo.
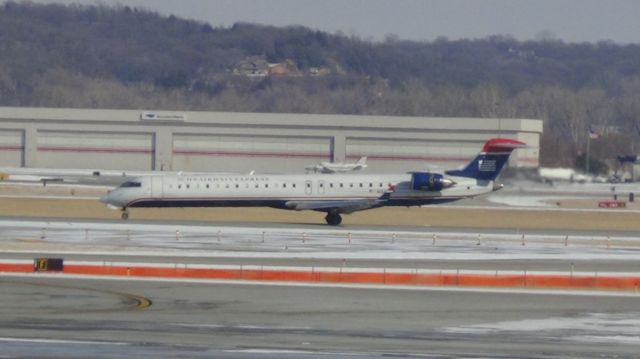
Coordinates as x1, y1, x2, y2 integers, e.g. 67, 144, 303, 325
173, 134, 332, 172
346, 138, 480, 172
37, 131, 154, 170
0, 130, 24, 167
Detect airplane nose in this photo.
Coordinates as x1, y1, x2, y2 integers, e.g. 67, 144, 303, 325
100, 190, 114, 204
100, 191, 124, 209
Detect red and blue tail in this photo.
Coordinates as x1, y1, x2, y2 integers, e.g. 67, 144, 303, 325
445, 138, 526, 181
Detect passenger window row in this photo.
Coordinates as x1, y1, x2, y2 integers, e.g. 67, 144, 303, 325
169, 182, 389, 190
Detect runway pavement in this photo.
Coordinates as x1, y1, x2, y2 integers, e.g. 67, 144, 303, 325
1, 275, 640, 358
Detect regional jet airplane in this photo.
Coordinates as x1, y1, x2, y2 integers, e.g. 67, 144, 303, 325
101, 138, 525, 225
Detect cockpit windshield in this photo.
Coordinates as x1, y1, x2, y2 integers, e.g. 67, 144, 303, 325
120, 181, 142, 188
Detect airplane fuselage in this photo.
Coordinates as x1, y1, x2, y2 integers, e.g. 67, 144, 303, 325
103, 173, 491, 211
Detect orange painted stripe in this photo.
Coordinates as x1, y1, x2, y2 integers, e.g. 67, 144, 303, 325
0, 263, 34, 272
2, 262, 640, 291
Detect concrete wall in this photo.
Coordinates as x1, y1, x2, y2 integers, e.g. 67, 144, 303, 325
0, 107, 543, 174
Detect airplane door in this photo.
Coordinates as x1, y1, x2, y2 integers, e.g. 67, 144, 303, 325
305, 180, 312, 195
318, 180, 325, 195
150, 176, 163, 198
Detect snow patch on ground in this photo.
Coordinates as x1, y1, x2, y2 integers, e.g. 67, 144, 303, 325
2, 219, 640, 263
443, 312, 640, 345
487, 194, 566, 208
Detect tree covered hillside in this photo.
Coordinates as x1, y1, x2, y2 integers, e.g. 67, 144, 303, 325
1, 2, 640, 169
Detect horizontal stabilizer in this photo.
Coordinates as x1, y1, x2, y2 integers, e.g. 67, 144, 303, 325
482, 138, 528, 153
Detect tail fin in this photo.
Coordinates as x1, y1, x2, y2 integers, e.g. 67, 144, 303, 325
445, 138, 526, 181
356, 157, 367, 165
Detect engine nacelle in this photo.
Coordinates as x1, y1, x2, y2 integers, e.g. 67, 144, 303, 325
411, 172, 456, 191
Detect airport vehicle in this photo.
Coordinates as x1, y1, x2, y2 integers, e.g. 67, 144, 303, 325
101, 138, 525, 225
306, 156, 368, 173
538, 167, 588, 184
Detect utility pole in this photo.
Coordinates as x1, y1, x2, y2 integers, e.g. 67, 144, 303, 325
586, 134, 590, 175
586, 126, 599, 175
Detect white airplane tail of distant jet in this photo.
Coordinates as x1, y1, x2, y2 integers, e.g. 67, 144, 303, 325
306, 156, 368, 173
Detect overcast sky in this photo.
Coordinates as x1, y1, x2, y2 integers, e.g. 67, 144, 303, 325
20, 0, 640, 44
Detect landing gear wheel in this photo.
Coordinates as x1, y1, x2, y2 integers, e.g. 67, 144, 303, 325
325, 213, 342, 226
121, 211, 129, 220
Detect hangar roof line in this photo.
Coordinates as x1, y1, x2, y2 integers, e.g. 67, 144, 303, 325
0, 106, 543, 133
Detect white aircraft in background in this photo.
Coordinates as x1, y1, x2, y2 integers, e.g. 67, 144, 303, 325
306, 157, 367, 173
101, 138, 525, 225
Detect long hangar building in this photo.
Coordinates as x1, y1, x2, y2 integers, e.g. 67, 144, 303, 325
0, 107, 542, 173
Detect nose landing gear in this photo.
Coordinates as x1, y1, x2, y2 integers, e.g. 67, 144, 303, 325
121, 209, 129, 220
325, 213, 342, 226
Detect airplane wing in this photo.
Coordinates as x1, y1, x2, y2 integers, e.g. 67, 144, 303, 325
285, 199, 379, 213
285, 192, 391, 214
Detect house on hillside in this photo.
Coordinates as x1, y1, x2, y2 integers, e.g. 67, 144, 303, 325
268, 59, 300, 77
233, 56, 269, 77
234, 57, 344, 78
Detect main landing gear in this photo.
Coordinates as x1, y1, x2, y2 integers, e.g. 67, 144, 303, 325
121, 209, 129, 220
325, 213, 342, 226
